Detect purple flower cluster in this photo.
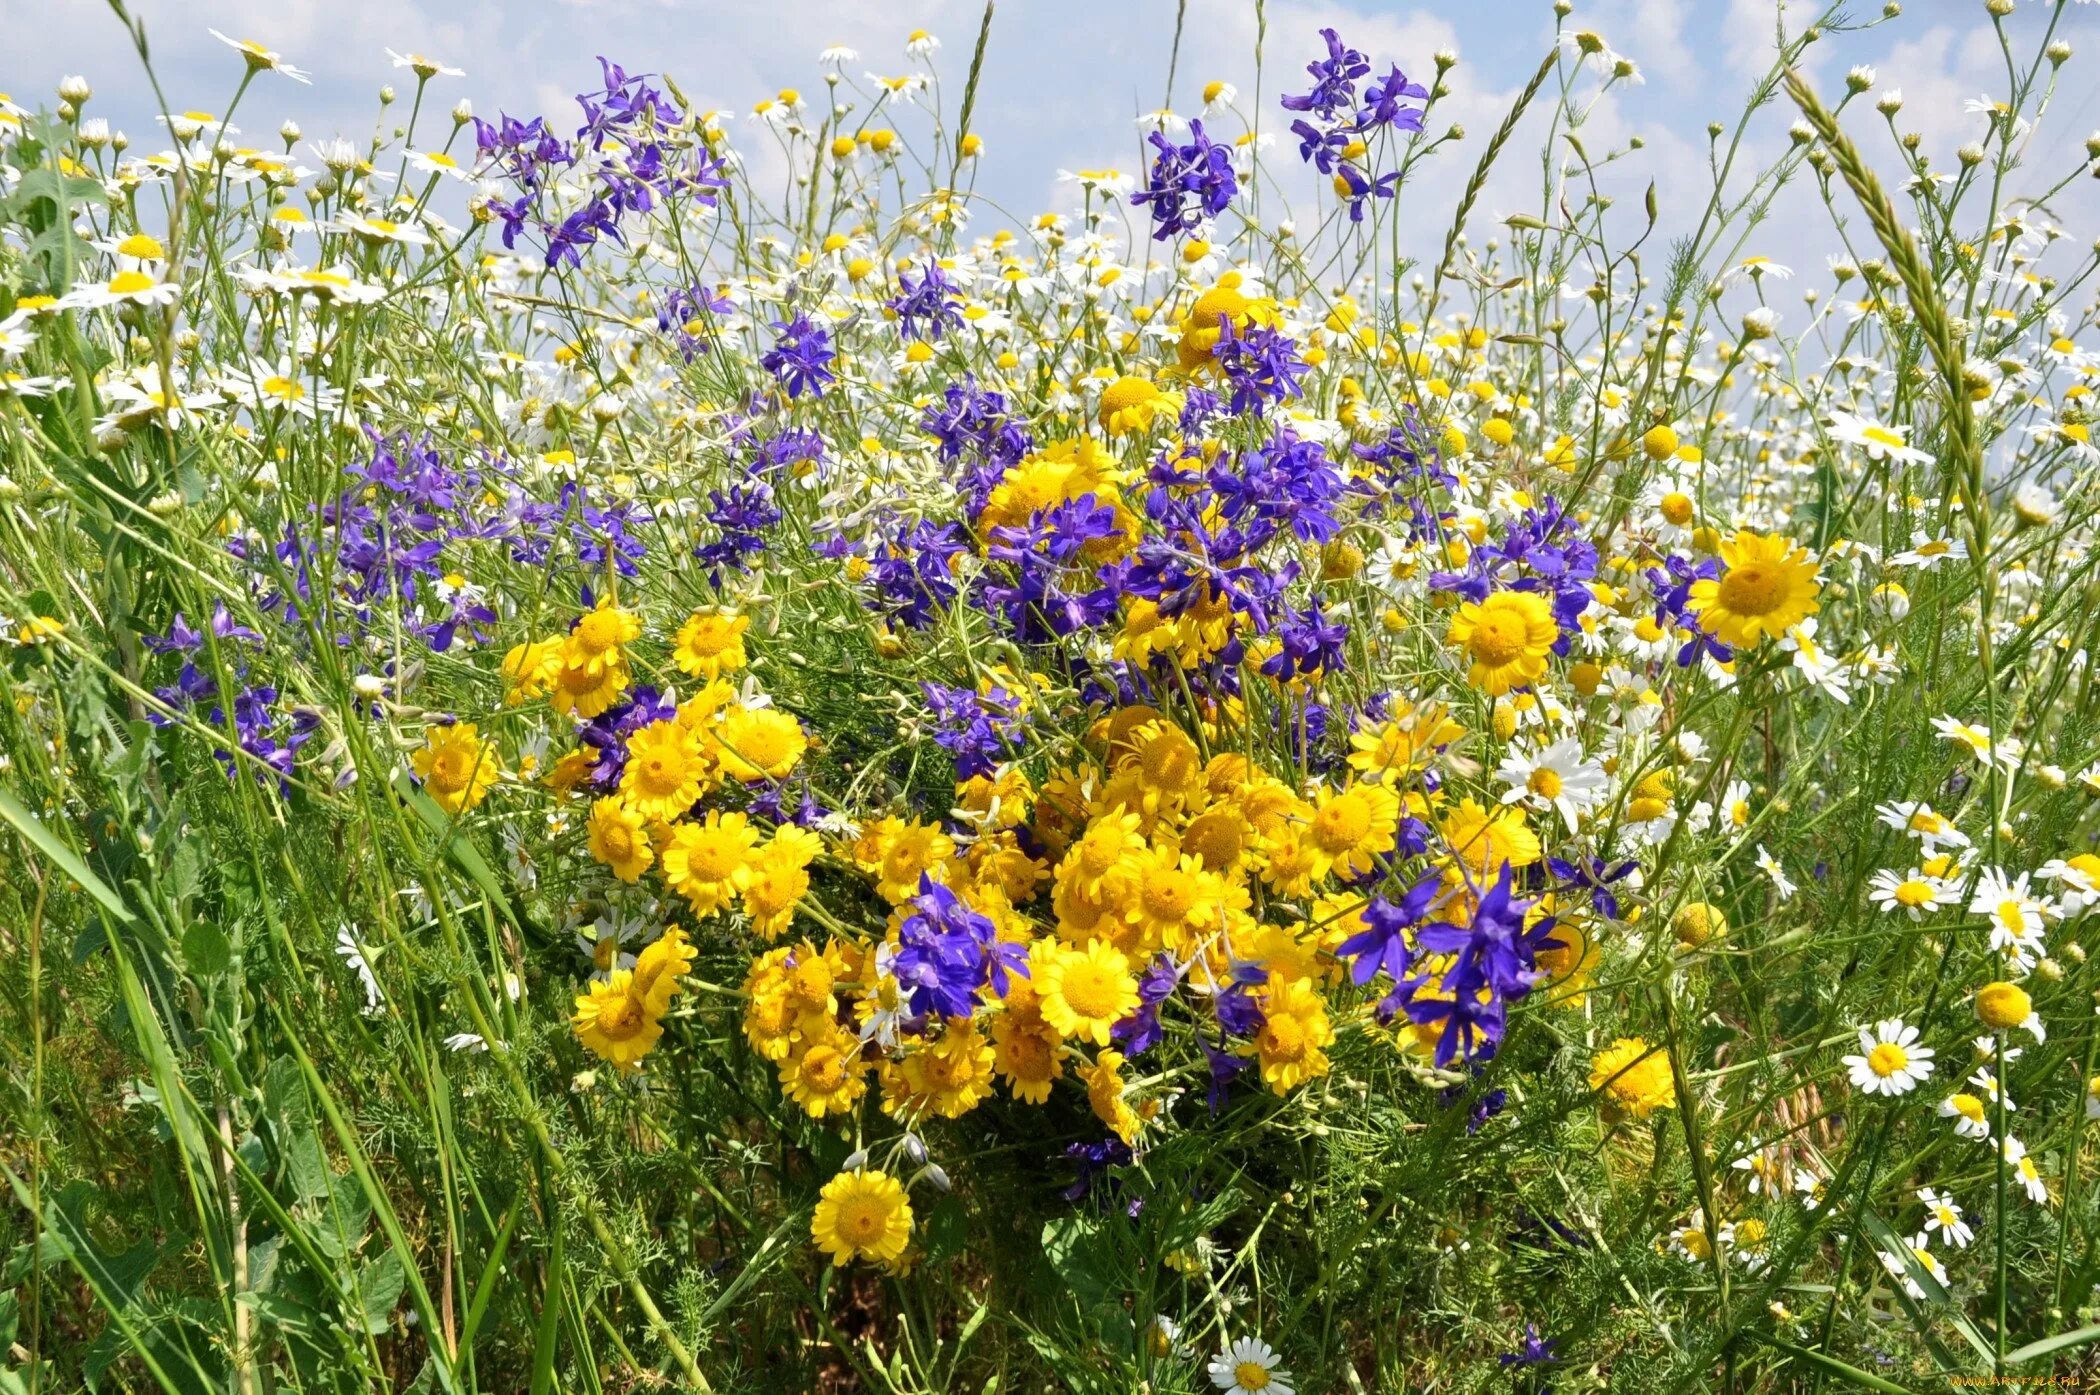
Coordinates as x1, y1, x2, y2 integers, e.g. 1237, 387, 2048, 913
1648, 554, 1731, 666
980, 496, 1120, 643
146, 614, 315, 796
1209, 317, 1308, 416
892, 875, 1029, 1020
1131, 119, 1239, 241
1281, 29, 1427, 222
474, 57, 722, 269
921, 378, 1034, 511
761, 314, 837, 398
1338, 867, 1562, 1068
655, 282, 735, 361
886, 260, 964, 342
919, 680, 1029, 780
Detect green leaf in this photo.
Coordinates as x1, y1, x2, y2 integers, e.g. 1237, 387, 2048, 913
180, 920, 231, 977
1751, 1332, 1923, 1394
0, 787, 135, 925
357, 1249, 406, 1334
2003, 1321, 2100, 1368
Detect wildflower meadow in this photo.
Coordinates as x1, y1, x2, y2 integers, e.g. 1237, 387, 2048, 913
8, 0, 2100, 1389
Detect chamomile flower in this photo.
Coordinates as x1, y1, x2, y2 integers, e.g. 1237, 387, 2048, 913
1209, 1337, 1291, 1395
1917, 1189, 1973, 1248
1880, 1237, 1946, 1299
2001, 1136, 2048, 1204
1940, 1091, 1992, 1139
387, 49, 465, 78
1969, 869, 2051, 965
1843, 1019, 1935, 1096
1756, 846, 1798, 901
1827, 410, 1932, 464
1494, 738, 1606, 830
210, 30, 313, 82
1868, 867, 1955, 920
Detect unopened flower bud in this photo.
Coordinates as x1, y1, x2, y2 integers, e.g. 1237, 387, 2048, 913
58, 75, 92, 104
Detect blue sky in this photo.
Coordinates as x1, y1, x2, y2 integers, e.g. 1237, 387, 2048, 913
12, 0, 2098, 289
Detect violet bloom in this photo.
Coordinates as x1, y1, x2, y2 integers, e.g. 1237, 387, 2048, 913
1360, 64, 1429, 132
1280, 28, 1371, 122
887, 260, 964, 342
761, 314, 836, 398
892, 876, 1028, 1019
1131, 119, 1239, 241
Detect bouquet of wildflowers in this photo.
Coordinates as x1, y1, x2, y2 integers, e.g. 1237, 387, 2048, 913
6, 3, 2100, 1391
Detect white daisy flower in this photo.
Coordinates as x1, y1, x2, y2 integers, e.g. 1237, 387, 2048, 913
1494, 738, 1607, 831
1843, 1019, 1934, 1096
1918, 1188, 1973, 1248
1827, 409, 1931, 464
335, 925, 385, 1015
1209, 1337, 1291, 1395
2002, 1136, 2048, 1204
1940, 1091, 1992, 1140
1868, 867, 1954, 920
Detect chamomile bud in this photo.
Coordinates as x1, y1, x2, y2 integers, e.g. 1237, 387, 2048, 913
279, 119, 301, 143
58, 75, 92, 105
1742, 306, 1778, 340
1789, 120, 1814, 146
452, 99, 473, 125
1846, 65, 1875, 93
1877, 90, 1903, 115
1957, 142, 1985, 167
379, 84, 397, 105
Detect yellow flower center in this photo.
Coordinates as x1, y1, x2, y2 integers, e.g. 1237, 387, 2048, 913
1528, 768, 1564, 800
1311, 796, 1372, 851
1716, 562, 1787, 617
1059, 960, 1124, 1021
1233, 1362, 1273, 1391
1141, 867, 1195, 921
1867, 1042, 1909, 1077
1466, 608, 1531, 665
